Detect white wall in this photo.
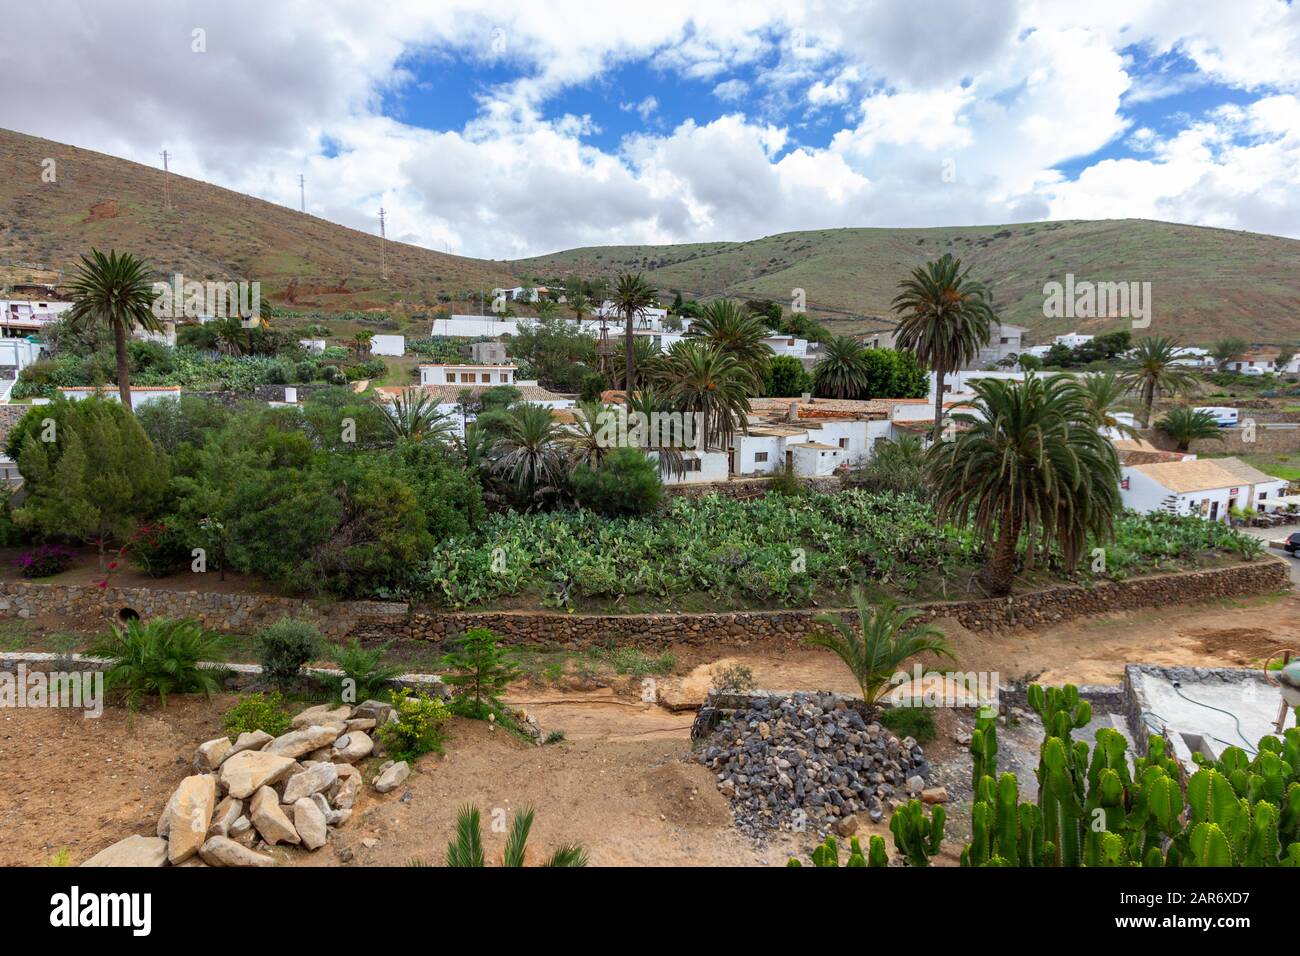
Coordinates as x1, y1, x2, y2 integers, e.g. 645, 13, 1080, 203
656, 450, 730, 484
734, 434, 786, 475
371, 334, 405, 356
420, 364, 516, 386
792, 444, 844, 477
1120, 467, 1234, 521
59, 387, 181, 408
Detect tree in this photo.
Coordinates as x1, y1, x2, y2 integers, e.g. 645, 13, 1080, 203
611, 273, 656, 391
15, 397, 167, 570
490, 402, 566, 508
1211, 337, 1248, 372
557, 400, 610, 472
808, 591, 953, 705
1079, 371, 1138, 440
928, 375, 1121, 597
812, 336, 871, 399
645, 340, 751, 451
763, 354, 813, 397
64, 249, 162, 409
892, 254, 996, 441
1121, 336, 1199, 428
352, 330, 375, 358
1276, 345, 1296, 372
571, 447, 663, 516
376, 387, 456, 447
686, 299, 774, 390
441, 627, 520, 719
1157, 407, 1225, 452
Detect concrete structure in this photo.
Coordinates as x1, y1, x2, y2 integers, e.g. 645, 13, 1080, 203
57, 385, 182, 407
1224, 350, 1280, 375
761, 335, 811, 357
469, 341, 508, 364
370, 334, 404, 356
654, 449, 730, 484
0, 297, 73, 337
968, 321, 1027, 369
299, 339, 327, 354
1053, 332, 1093, 348
419, 363, 516, 387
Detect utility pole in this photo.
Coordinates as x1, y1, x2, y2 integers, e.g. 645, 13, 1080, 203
377, 207, 387, 281
298, 174, 305, 213
159, 149, 172, 211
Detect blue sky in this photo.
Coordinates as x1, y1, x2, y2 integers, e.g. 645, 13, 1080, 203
6, 1, 1300, 257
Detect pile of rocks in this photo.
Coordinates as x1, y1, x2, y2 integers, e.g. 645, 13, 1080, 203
82, 698, 408, 867
697, 692, 932, 839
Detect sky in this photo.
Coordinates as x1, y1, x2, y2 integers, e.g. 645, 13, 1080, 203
3, 0, 1300, 259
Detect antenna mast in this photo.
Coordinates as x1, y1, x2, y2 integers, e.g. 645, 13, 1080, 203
298, 174, 305, 213
378, 208, 388, 281
159, 149, 172, 211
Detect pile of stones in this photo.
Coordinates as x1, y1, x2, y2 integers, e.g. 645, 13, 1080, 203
82, 699, 412, 867
697, 691, 932, 839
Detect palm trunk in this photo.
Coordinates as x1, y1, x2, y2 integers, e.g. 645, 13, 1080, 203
1141, 382, 1154, 429
931, 363, 946, 444
979, 512, 1021, 597
113, 319, 133, 410
624, 310, 635, 394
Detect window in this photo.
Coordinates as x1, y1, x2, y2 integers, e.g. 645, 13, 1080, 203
837, 437, 848, 449
754, 452, 768, 463
684, 458, 702, 472
446, 372, 456, 382
463, 373, 476, 383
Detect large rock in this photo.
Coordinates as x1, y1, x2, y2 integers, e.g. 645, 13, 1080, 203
282, 763, 339, 804
193, 736, 233, 772
331, 731, 373, 764
353, 699, 393, 725
209, 796, 243, 838
265, 725, 341, 759
167, 774, 218, 864
220, 750, 298, 799
373, 761, 410, 793
156, 790, 178, 839
291, 704, 353, 730
230, 730, 274, 756
249, 786, 300, 845
199, 836, 275, 868
329, 764, 362, 810
292, 798, 329, 850
81, 835, 167, 867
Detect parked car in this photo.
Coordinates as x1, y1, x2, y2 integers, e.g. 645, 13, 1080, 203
1285, 532, 1300, 556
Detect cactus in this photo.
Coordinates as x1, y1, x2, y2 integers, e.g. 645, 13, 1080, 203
970, 709, 999, 792
1027, 683, 1092, 742
889, 799, 945, 867
788, 833, 887, 868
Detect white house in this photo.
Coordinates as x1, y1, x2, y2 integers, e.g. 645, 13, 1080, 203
1119, 456, 1287, 521
370, 334, 405, 357
968, 322, 1027, 369
299, 339, 327, 354
57, 385, 182, 407
1054, 332, 1094, 349
761, 335, 811, 357
1, 298, 74, 337
419, 363, 517, 387
1224, 351, 1281, 375
653, 449, 730, 484
432, 314, 528, 338
1172, 346, 1216, 369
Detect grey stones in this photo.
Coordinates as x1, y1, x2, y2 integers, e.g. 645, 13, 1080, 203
282, 762, 338, 804
373, 760, 409, 793
265, 725, 340, 759
220, 750, 298, 799
194, 737, 233, 772
81, 835, 168, 867
292, 704, 353, 729
199, 836, 275, 867
330, 731, 373, 764
698, 692, 929, 840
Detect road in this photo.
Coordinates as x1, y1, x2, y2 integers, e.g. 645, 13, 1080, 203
1239, 521, 1300, 586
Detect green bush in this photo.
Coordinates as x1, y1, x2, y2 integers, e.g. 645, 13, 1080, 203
90, 617, 224, 709
326, 639, 402, 703
254, 618, 322, 691
571, 447, 663, 516
441, 628, 520, 719
880, 706, 937, 744
376, 688, 450, 762
223, 691, 292, 737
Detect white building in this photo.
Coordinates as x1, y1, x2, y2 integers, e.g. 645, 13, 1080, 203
761, 335, 811, 357
1119, 456, 1288, 521
419, 363, 517, 387
968, 322, 1027, 369
1, 298, 74, 337
1054, 332, 1094, 348
370, 334, 405, 357
653, 449, 731, 484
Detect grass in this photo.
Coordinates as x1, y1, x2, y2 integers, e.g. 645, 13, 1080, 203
1206, 452, 1300, 483
879, 706, 937, 744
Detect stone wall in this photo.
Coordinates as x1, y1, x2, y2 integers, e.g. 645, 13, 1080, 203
664, 474, 843, 500
0, 556, 1287, 650
1142, 425, 1300, 455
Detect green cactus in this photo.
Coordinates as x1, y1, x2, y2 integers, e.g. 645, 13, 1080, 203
1027, 683, 1092, 742
970, 709, 999, 792
788, 833, 888, 868
890, 799, 945, 867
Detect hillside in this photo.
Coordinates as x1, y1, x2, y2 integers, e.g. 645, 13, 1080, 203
4, 127, 1300, 345
0, 128, 514, 313
513, 221, 1300, 345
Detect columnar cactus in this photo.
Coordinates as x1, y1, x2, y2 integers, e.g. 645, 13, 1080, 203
889, 799, 945, 867
970, 709, 999, 792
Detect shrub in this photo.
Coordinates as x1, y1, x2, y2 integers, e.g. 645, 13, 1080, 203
12, 544, 75, 578
376, 687, 450, 762
325, 639, 402, 703
441, 628, 520, 719
879, 705, 937, 744
90, 617, 224, 709
571, 447, 663, 516
710, 663, 757, 693
223, 691, 292, 738
255, 618, 322, 691
121, 522, 191, 578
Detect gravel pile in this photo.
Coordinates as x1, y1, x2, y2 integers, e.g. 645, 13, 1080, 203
697, 692, 930, 838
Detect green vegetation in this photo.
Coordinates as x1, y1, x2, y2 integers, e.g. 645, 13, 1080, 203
325, 639, 403, 702
569, 447, 663, 516
441, 628, 520, 719
90, 617, 224, 709
445, 804, 588, 867
1157, 406, 1225, 452
223, 691, 292, 738
879, 705, 936, 744
1121, 336, 1199, 428
254, 618, 322, 692
375, 687, 450, 762
788, 833, 887, 867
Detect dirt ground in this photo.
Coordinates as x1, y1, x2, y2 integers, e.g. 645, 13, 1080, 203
2, 590, 1297, 867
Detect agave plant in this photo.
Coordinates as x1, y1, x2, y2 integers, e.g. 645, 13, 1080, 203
446, 804, 588, 867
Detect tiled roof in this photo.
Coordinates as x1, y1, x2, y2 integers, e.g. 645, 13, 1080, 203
1213, 456, 1285, 485
1129, 459, 1244, 494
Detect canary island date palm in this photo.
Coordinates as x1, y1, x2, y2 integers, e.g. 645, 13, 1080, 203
686, 299, 774, 391
445, 804, 588, 867
611, 273, 657, 391
490, 402, 566, 508
1121, 336, 1198, 428
558, 400, 611, 472
812, 336, 872, 399
808, 591, 953, 706
928, 374, 1121, 597
1079, 371, 1139, 440
65, 249, 163, 409
645, 340, 751, 451
892, 254, 996, 441
1157, 406, 1225, 452
377, 386, 456, 447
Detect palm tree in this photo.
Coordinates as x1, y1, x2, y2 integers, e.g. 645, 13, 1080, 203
65, 249, 162, 409
558, 400, 611, 471
624, 387, 688, 480
376, 387, 456, 447
645, 340, 751, 451
892, 254, 996, 441
609, 336, 661, 389
1120, 336, 1198, 428
611, 273, 656, 391
686, 299, 773, 391
491, 402, 566, 507
1079, 371, 1139, 440
1157, 407, 1225, 452
812, 336, 872, 399
568, 291, 591, 323
353, 330, 375, 358
445, 804, 587, 867
808, 592, 953, 706
928, 374, 1121, 597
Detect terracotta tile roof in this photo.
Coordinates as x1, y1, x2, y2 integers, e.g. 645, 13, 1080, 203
375, 383, 570, 404
1118, 449, 1186, 466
